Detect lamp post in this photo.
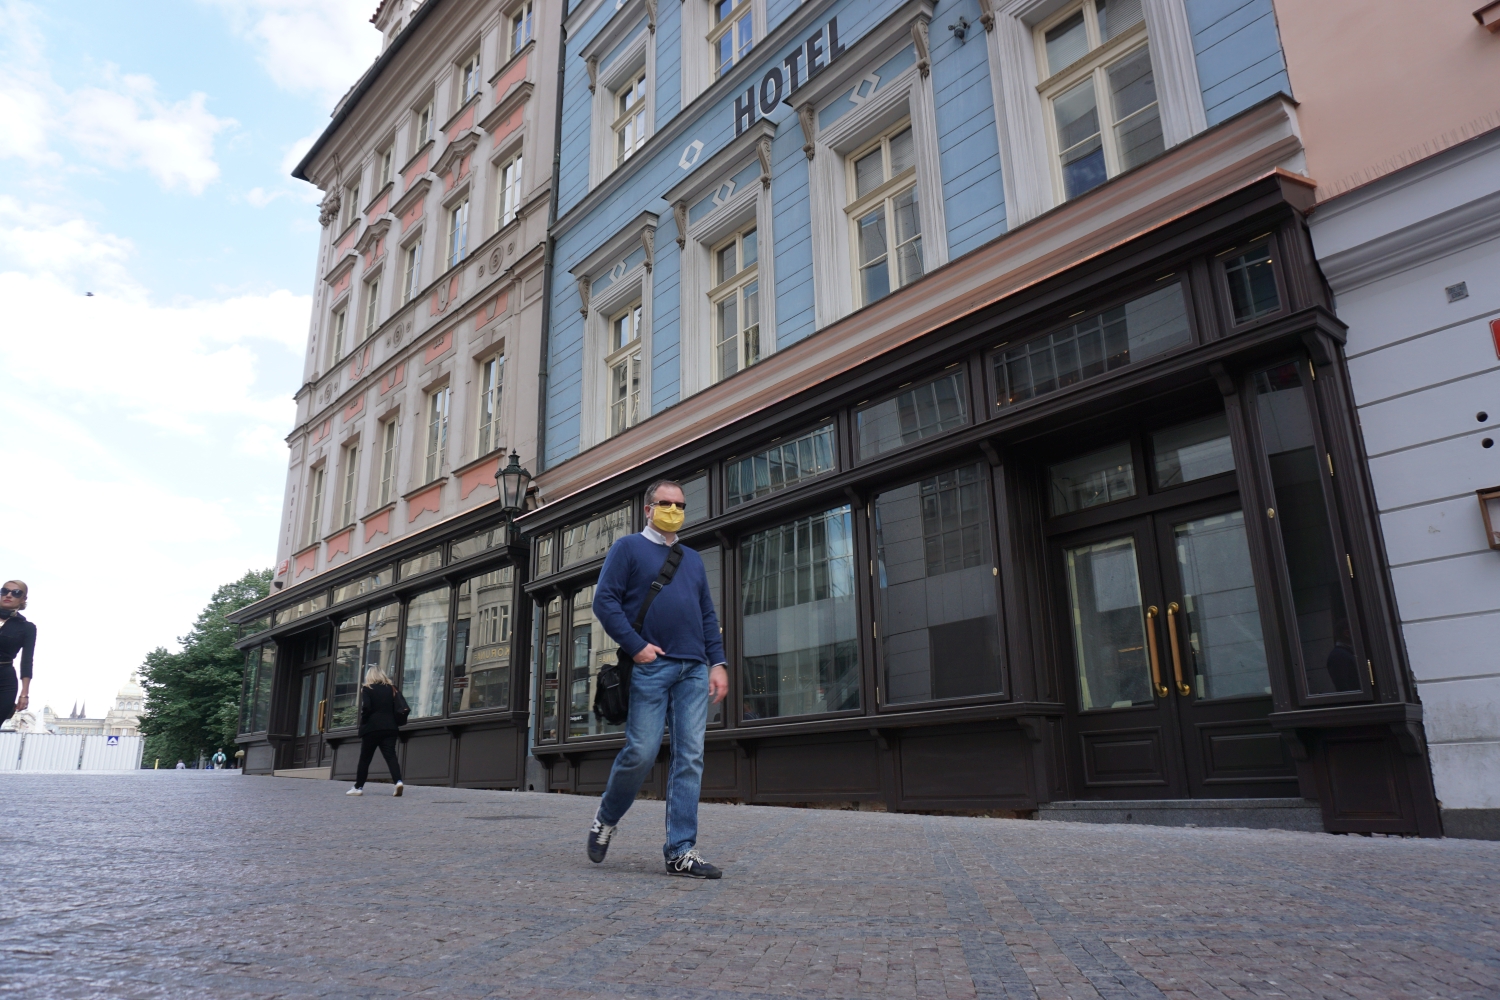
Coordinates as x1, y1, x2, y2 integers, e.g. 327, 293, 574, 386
496, 450, 533, 523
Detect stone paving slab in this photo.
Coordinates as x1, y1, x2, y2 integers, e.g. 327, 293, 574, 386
1, 772, 1497, 999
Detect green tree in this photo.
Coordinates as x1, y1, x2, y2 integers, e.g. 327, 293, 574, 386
138, 568, 272, 766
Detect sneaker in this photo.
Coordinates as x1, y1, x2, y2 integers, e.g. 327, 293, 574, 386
346, 787, 363, 796
587, 817, 616, 864
393, 782, 404, 797
666, 849, 722, 879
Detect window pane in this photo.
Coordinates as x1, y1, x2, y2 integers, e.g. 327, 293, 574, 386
857, 369, 969, 458
1064, 536, 1152, 709
1253, 363, 1358, 694
1045, 10, 1089, 76
1096, 0, 1144, 41
451, 525, 508, 562
538, 597, 562, 741
854, 147, 884, 199
1050, 442, 1136, 515
716, 296, 738, 375
400, 546, 444, 579
331, 613, 366, 729
451, 567, 514, 713
888, 127, 915, 175
253, 645, 275, 731
1107, 46, 1163, 171
1055, 77, 1106, 199
402, 585, 451, 719
365, 602, 400, 694
875, 465, 1001, 704
742, 280, 760, 368
681, 472, 709, 526
741, 506, 860, 719
994, 282, 1189, 408
568, 585, 624, 737
892, 187, 923, 287
741, 228, 757, 268
334, 565, 392, 605
1173, 511, 1271, 700
239, 648, 259, 733
858, 207, 890, 304
694, 544, 725, 725
561, 505, 633, 566
1225, 242, 1280, 323
716, 243, 737, 283
726, 424, 836, 507
1152, 413, 1234, 488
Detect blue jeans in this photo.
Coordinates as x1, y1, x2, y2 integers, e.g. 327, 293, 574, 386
596, 656, 709, 860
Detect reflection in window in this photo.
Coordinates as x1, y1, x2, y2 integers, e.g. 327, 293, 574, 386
567, 585, 624, 738
402, 585, 451, 718
275, 592, 329, 626
694, 543, 725, 726
252, 644, 275, 732
535, 534, 555, 575
1064, 535, 1151, 709
1254, 363, 1359, 694
538, 597, 562, 741
1152, 413, 1234, 488
331, 612, 366, 729
561, 505, 633, 567
710, 0, 754, 77
994, 282, 1189, 408
1050, 442, 1136, 515
333, 566, 392, 605
857, 368, 968, 459
1225, 241, 1279, 323
848, 124, 922, 306
400, 547, 444, 579
680, 472, 709, 527
452, 567, 514, 713
726, 424, 835, 508
1174, 511, 1271, 699
875, 465, 1001, 704
740, 506, 859, 719
239, 647, 260, 733
451, 525, 508, 562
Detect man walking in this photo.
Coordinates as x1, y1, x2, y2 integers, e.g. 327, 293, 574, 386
588, 479, 728, 878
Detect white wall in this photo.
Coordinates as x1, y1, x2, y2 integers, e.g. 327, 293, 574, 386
1310, 130, 1500, 812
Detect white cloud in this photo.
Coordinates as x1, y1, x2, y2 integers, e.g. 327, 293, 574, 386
199, 0, 382, 105
246, 186, 284, 208
0, 1, 53, 163
67, 76, 235, 195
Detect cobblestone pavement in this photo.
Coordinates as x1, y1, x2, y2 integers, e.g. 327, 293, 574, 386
3, 773, 1498, 1000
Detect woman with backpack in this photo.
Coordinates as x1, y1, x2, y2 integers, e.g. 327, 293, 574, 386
347, 666, 407, 796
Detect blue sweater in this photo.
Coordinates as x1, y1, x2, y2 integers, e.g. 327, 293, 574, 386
593, 533, 726, 666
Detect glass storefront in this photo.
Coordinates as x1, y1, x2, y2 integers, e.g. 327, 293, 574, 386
452, 567, 515, 713
402, 585, 450, 719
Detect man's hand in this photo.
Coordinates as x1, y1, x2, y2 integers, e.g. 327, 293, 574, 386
633, 643, 664, 664
708, 664, 728, 704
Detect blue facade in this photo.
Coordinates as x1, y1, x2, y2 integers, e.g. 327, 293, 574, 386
543, 0, 1292, 469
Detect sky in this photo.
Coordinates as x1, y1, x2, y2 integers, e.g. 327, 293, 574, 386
0, 0, 382, 722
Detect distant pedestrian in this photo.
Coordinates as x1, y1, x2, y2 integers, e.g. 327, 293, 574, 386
588, 479, 728, 878
175, 760, 186, 770
212, 750, 227, 769
348, 667, 406, 797
0, 579, 36, 726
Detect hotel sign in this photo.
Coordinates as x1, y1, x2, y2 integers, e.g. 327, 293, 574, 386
733, 16, 848, 136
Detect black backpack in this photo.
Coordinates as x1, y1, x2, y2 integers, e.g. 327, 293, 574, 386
594, 544, 683, 726
390, 684, 411, 727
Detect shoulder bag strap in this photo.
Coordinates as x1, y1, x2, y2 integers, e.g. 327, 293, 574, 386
631, 543, 684, 634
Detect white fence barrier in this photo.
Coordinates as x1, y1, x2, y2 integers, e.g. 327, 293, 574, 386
20, 733, 84, 771
0, 732, 21, 771
0, 733, 145, 772
80, 734, 145, 771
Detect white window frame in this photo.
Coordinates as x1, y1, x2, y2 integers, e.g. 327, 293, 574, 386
378, 146, 394, 189
339, 442, 359, 528
606, 301, 644, 438
477, 353, 505, 457
708, 225, 762, 382
680, 0, 767, 105
509, 1, 534, 55
402, 238, 424, 305
362, 276, 381, 339
983, 0, 1207, 226
447, 198, 470, 269
844, 118, 925, 308
587, 23, 655, 187
496, 152, 524, 229
341, 180, 362, 232
613, 68, 648, 167
801, 27, 949, 330
329, 306, 348, 366
424, 384, 451, 483
378, 417, 399, 507
458, 51, 482, 105
304, 464, 326, 549
573, 217, 656, 449
414, 100, 435, 149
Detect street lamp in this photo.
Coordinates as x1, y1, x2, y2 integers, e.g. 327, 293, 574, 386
496, 450, 533, 520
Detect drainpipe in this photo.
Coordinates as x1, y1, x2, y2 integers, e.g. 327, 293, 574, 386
535, 18, 567, 477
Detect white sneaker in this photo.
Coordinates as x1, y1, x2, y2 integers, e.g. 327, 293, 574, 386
393, 781, 404, 797
346, 787, 363, 796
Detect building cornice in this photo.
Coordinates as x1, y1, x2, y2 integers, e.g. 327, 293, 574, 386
1316, 187, 1500, 294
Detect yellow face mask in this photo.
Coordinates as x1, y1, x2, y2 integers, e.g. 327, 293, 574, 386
651, 503, 685, 534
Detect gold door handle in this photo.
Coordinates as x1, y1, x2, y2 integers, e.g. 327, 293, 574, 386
1165, 602, 1191, 696
1145, 606, 1168, 698
316, 699, 327, 732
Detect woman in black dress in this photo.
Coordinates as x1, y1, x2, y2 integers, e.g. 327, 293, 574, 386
347, 666, 405, 796
0, 580, 35, 725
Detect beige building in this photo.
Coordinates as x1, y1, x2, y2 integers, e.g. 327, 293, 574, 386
2, 675, 145, 737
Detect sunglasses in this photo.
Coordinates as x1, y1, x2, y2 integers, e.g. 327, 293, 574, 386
651, 501, 687, 510
0, 588, 24, 599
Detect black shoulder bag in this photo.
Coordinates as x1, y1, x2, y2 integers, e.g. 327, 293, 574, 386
389, 684, 411, 727
593, 543, 684, 726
